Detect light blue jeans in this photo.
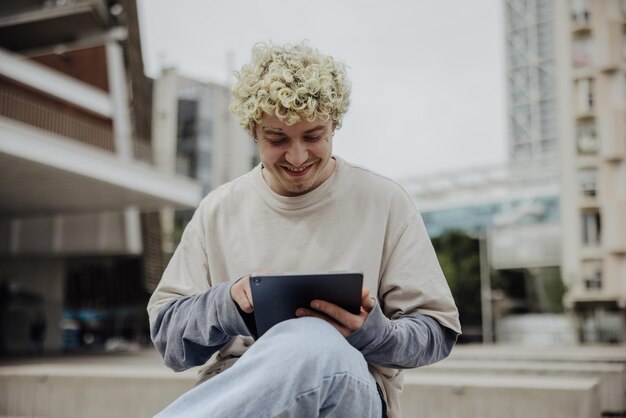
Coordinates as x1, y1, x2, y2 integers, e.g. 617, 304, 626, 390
155, 317, 383, 418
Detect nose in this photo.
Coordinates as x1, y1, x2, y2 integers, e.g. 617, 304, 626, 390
285, 140, 309, 167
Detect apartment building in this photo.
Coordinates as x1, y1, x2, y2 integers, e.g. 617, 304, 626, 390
0, 0, 202, 354
555, 0, 626, 342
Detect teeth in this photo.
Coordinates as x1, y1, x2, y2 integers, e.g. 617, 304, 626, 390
286, 165, 309, 173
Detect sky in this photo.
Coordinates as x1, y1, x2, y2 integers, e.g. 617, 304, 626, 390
138, 0, 507, 181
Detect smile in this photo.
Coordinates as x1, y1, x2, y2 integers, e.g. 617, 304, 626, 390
281, 163, 313, 177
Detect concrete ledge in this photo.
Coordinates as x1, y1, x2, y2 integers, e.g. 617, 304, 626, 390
400, 373, 601, 418
450, 344, 626, 363
0, 371, 195, 418
414, 359, 625, 413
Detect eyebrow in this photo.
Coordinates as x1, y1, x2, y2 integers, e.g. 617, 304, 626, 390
260, 125, 327, 134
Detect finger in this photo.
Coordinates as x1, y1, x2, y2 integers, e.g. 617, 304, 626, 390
243, 279, 254, 309
362, 297, 376, 312
232, 275, 254, 313
362, 288, 376, 312
310, 300, 362, 331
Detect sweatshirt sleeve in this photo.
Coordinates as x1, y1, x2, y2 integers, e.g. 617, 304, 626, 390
147, 209, 252, 372
151, 280, 253, 371
346, 303, 458, 368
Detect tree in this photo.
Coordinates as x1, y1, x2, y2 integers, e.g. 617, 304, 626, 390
431, 230, 482, 341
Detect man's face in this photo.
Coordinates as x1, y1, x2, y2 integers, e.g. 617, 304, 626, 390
254, 113, 335, 196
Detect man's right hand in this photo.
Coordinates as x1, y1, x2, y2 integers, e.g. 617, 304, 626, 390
230, 275, 254, 313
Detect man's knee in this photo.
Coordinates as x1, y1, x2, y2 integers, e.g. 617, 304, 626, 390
257, 318, 367, 374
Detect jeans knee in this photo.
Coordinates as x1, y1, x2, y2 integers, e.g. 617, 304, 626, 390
260, 318, 366, 375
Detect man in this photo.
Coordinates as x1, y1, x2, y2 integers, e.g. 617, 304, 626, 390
148, 41, 461, 418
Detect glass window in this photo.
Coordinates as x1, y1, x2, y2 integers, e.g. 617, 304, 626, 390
572, 34, 593, 68
571, 0, 590, 24
577, 168, 598, 198
581, 210, 601, 246
576, 120, 598, 154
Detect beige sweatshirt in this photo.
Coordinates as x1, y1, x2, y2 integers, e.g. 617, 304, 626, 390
148, 156, 461, 418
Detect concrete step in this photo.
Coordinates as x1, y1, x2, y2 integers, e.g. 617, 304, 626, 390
413, 358, 626, 414
0, 358, 196, 418
400, 373, 602, 418
450, 344, 626, 363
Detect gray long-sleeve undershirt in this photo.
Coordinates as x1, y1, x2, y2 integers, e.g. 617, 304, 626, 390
151, 280, 458, 373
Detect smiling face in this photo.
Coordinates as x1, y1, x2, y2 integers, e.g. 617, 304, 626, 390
254, 113, 335, 196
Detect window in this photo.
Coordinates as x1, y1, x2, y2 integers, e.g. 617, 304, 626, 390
572, 34, 592, 68
581, 210, 601, 246
582, 260, 602, 289
571, 0, 590, 24
576, 121, 598, 154
577, 168, 598, 198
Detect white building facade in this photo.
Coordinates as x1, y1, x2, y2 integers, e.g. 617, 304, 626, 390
0, 0, 202, 354
555, 0, 626, 343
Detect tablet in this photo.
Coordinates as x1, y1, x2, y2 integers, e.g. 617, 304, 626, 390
249, 271, 363, 338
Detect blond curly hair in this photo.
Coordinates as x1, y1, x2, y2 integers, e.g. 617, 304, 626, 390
230, 41, 351, 134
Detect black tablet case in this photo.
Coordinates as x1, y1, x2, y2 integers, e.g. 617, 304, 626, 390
249, 272, 363, 338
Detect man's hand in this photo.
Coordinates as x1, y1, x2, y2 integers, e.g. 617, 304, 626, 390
230, 275, 254, 313
295, 288, 376, 337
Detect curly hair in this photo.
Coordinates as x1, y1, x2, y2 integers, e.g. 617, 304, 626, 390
230, 41, 351, 134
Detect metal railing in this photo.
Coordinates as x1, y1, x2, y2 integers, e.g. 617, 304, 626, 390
0, 88, 115, 152
1, 88, 193, 178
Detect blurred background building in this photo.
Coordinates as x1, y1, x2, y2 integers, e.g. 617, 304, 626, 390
0, 0, 623, 358
402, 0, 626, 345
555, 0, 626, 343
0, 0, 254, 356
152, 69, 256, 258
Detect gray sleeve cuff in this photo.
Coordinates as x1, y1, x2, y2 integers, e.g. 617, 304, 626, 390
213, 279, 254, 338
345, 300, 390, 353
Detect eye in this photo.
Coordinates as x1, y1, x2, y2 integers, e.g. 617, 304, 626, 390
268, 137, 287, 146
304, 135, 322, 142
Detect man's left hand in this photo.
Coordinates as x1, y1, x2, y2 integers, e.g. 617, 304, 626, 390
295, 288, 375, 337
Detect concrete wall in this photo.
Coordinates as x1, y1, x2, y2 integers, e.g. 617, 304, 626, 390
415, 358, 625, 414
400, 373, 601, 418
0, 366, 194, 418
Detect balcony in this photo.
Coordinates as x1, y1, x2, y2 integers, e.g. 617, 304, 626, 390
571, 10, 592, 35
0, 86, 115, 152
0, 0, 111, 53
0, 114, 201, 214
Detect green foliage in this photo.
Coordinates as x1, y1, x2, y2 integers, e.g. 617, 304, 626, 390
431, 230, 482, 328
539, 268, 566, 313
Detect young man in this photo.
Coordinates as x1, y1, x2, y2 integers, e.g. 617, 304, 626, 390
148, 42, 461, 418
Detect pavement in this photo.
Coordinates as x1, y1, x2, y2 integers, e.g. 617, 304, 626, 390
1, 344, 625, 418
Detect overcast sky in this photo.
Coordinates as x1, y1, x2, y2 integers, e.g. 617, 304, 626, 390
138, 0, 507, 180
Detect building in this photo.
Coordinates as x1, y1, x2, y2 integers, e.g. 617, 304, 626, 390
554, 0, 626, 343
152, 69, 257, 255
504, 0, 559, 163
0, 0, 202, 354
401, 159, 562, 343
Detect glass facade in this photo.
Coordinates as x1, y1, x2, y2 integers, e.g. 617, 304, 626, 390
421, 195, 560, 238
